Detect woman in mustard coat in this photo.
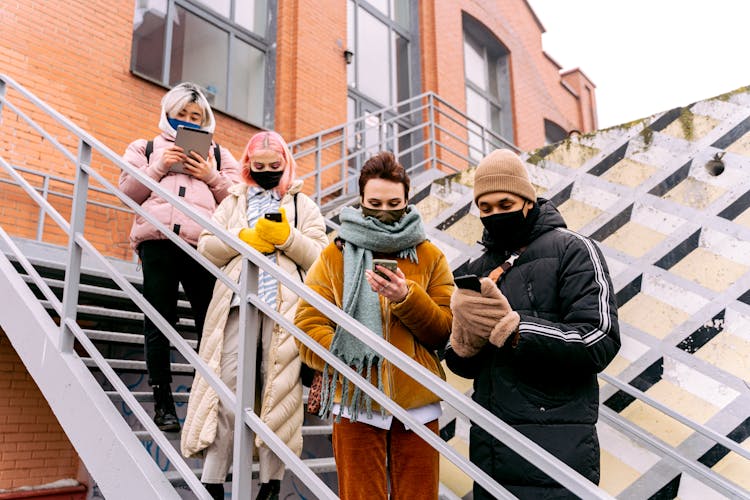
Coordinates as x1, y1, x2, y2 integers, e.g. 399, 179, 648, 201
294, 151, 454, 500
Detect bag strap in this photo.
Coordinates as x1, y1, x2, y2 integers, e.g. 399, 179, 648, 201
145, 140, 221, 171
293, 193, 303, 282
488, 246, 527, 283
145, 140, 154, 163
214, 143, 222, 171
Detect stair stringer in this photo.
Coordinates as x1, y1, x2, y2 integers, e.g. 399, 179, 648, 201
0, 251, 180, 500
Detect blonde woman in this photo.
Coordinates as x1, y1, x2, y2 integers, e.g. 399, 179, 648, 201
119, 82, 240, 431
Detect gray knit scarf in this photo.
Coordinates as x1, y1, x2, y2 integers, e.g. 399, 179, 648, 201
319, 205, 426, 421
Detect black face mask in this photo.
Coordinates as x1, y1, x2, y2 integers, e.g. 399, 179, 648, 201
361, 206, 407, 225
250, 169, 284, 190
480, 204, 539, 252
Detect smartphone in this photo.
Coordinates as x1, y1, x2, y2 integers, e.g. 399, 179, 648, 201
264, 212, 282, 222
454, 274, 482, 293
171, 126, 213, 173
372, 258, 398, 281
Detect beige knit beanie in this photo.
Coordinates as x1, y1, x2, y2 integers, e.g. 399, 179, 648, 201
473, 149, 536, 204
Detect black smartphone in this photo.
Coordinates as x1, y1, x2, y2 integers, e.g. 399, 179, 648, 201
454, 274, 481, 293
372, 258, 398, 281
264, 212, 282, 222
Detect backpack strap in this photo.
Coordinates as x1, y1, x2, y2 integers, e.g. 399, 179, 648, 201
293, 193, 303, 281
214, 143, 221, 171
145, 139, 221, 171
145, 140, 154, 163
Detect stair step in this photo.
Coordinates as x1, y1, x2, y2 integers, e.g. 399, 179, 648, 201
132, 423, 332, 441
41, 300, 195, 326
84, 329, 198, 349
24, 275, 192, 309
82, 357, 194, 374
163, 457, 338, 485
105, 391, 191, 403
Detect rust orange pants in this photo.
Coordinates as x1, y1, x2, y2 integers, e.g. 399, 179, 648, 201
332, 417, 439, 499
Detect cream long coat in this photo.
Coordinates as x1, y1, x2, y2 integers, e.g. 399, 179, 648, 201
181, 180, 328, 460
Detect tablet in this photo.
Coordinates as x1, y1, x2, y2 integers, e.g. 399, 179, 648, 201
171, 126, 213, 173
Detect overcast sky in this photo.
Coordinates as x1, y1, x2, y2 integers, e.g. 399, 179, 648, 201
526, 1, 750, 129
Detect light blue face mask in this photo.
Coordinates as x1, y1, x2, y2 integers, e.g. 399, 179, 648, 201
167, 117, 201, 131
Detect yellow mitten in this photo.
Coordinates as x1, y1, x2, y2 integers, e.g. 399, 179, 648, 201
238, 228, 275, 254
255, 207, 291, 246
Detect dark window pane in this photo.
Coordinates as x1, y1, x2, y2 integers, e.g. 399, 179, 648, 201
393, 33, 410, 105
357, 8, 390, 105
132, 3, 167, 80
487, 56, 500, 100
229, 37, 265, 124
490, 103, 501, 133
545, 119, 568, 144
170, 7, 229, 109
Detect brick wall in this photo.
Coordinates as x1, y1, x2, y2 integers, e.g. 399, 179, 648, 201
420, 0, 597, 151
0, 330, 81, 491
276, 0, 348, 195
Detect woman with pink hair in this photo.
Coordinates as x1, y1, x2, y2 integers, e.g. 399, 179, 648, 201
181, 131, 328, 500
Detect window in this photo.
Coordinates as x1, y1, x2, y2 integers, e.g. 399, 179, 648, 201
462, 13, 513, 159
131, 0, 273, 126
544, 119, 567, 145
345, 0, 420, 178
347, 0, 414, 108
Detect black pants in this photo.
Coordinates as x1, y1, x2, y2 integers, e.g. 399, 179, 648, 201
139, 239, 215, 386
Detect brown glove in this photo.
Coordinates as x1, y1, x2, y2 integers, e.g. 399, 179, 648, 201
449, 278, 512, 357
489, 311, 520, 348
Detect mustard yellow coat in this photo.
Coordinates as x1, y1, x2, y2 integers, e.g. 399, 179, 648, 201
294, 240, 454, 411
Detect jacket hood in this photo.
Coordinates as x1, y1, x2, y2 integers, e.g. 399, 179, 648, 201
479, 198, 566, 249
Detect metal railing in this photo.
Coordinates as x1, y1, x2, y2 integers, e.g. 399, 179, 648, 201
0, 74, 613, 499
1, 73, 747, 499
289, 92, 520, 211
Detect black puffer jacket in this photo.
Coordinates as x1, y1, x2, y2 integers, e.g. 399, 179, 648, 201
445, 199, 620, 499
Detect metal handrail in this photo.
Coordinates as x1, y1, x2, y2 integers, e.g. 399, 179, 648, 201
599, 407, 750, 499
0, 72, 615, 498
4, 73, 746, 497
288, 91, 519, 211
599, 372, 750, 461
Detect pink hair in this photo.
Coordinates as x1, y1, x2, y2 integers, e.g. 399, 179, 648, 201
240, 131, 297, 196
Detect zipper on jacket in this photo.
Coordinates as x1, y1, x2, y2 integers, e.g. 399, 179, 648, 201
526, 282, 538, 317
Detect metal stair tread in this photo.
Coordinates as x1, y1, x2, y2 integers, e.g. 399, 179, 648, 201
22, 274, 192, 309
132, 423, 332, 441
163, 457, 338, 484
82, 357, 194, 373
40, 300, 195, 326
84, 329, 198, 348
106, 391, 191, 403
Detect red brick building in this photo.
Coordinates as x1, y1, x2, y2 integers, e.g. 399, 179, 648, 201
0, 0, 595, 494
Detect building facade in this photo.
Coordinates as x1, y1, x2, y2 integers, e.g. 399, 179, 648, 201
0, 0, 595, 494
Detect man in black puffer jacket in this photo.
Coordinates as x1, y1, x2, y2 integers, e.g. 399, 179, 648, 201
445, 149, 620, 499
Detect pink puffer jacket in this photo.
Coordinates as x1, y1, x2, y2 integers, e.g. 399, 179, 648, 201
119, 133, 241, 250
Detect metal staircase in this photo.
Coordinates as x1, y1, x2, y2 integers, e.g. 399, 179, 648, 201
1, 72, 748, 499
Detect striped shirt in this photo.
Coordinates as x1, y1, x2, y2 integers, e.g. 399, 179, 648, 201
230, 186, 281, 309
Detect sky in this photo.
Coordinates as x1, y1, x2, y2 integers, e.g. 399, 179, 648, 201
526, 1, 750, 129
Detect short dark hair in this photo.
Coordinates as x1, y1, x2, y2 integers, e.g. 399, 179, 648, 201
358, 151, 410, 199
